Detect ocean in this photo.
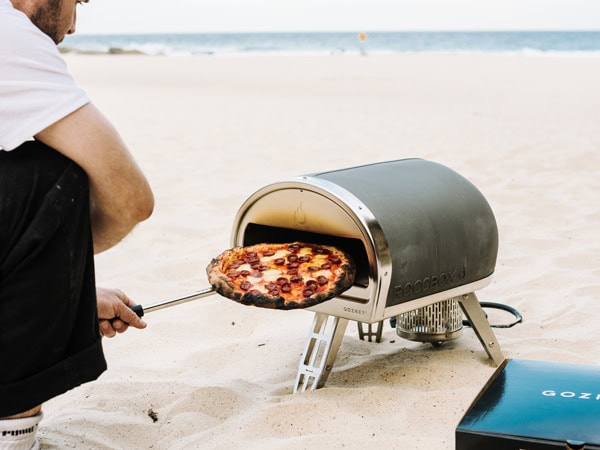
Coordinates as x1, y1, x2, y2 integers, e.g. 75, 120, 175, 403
59, 31, 600, 57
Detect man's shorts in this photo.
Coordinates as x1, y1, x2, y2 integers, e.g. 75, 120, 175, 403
0, 141, 107, 417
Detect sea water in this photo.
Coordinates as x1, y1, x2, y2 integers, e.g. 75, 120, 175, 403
59, 31, 600, 57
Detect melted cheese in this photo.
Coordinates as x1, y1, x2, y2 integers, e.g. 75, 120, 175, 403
224, 243, 346, 298
260, 269, 282, 282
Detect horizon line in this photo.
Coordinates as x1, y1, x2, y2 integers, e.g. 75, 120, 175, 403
73, 29, 600, 37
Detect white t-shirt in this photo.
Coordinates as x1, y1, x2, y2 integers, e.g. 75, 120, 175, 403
0, 0, 90, 151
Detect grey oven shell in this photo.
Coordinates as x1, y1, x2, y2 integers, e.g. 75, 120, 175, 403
231, 158, 498, 324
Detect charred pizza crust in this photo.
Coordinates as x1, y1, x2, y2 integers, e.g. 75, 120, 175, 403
206, 242, 355, 310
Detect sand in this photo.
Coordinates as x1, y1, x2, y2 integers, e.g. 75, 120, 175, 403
37, 53, 600, 449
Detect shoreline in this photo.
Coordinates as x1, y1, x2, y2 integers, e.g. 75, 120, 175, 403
57, 30, 600, 58
59, 48, 600, 58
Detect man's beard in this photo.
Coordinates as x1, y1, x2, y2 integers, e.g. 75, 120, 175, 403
29, 0, 65, 44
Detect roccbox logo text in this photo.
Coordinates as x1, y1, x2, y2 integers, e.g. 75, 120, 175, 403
393, 267, 466, 298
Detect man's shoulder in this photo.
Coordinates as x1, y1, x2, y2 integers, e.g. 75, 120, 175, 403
0, 0, 87, 152
0, 1, 57, 57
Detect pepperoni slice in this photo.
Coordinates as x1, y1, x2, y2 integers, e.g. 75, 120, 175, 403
328, 256, 342, 264
262, 250, 275, 257
302, 288, 314, 297
287, 254, 298, 262
268, 289, 279, 296
286, 262, 299, 269
265, 282, 278, 291
306, 280, 318, 289
316, 275, 328, 285
276, 277, 289, 285
240, 280, 252, 291
298, 255, 312, 263
274, 258, 285, 265
290, 275, 303, 284
287, 269, 298, 276
240, 270, 250, 277
307, 266, 319, 272
320, 262, 332, 270
281, 283, 292, 293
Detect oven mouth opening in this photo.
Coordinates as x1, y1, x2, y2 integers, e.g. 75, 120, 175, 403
241, 223, 370, 288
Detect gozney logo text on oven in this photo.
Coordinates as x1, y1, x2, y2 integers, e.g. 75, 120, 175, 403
343, 307, 367, 316
393, 267, 466, 298
542, 390, 600, 400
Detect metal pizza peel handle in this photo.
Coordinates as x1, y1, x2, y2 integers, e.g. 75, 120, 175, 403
130, 287, 216, 317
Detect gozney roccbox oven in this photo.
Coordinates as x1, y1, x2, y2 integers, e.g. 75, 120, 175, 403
231, 158, 505, 392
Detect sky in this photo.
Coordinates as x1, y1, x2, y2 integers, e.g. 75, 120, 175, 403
77, 0, 600, 35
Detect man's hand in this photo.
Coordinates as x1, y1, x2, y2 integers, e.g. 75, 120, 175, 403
97, 287, 147, 338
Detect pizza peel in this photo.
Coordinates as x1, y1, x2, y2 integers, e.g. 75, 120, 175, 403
129, 280, 350, 317
129, 242, 356, 317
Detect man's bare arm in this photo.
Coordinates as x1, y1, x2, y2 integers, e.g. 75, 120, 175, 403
35, 103, 154, 253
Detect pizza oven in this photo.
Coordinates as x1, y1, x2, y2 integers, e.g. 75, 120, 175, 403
231, 158, 505, 392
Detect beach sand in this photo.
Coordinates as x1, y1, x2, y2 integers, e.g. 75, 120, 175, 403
38, 53, 600, 449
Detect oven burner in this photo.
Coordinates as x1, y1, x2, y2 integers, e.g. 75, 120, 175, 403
395, 297, 464, 344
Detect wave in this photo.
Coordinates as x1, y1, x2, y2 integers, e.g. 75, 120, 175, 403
58, 31, 600, 57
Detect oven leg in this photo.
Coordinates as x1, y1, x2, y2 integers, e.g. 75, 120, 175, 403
294, 313, 348, 393
357, 321, 384, 342
458, 292, 505, 366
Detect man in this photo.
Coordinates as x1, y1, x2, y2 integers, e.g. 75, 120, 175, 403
0, 0, 154, 448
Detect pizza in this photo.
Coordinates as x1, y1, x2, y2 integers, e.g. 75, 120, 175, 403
206, 242, 356, 309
